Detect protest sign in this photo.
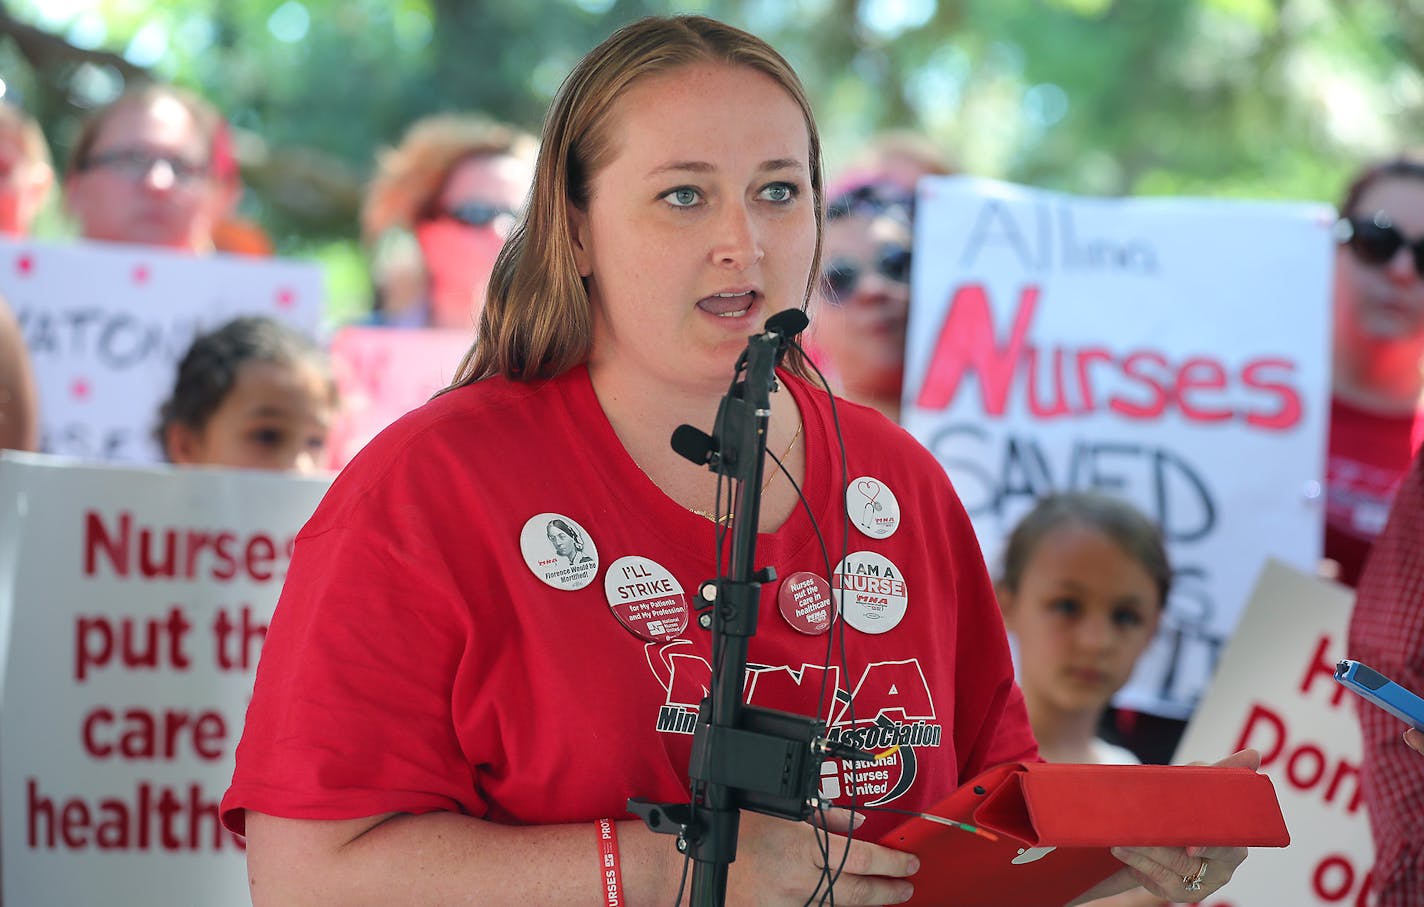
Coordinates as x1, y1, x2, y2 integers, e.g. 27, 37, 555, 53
0, 452, 329, 903
0, 238, 324, 464
326, 325, 472, 468
902, 176, 1334, 718
1175, 560, 1370, 906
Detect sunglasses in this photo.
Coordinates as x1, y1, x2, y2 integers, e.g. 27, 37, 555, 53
821, 243, 913, 302
826, 185, 915, 226
1336, 215, 1424, 278
440, 201, 517, 229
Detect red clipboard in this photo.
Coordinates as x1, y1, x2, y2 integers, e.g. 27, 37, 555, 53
878, 762, 1290, 907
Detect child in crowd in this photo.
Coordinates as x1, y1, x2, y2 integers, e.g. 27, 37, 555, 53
156, 316, 336, 474
997, 492, 1173, 907
996, 492, 1169, 765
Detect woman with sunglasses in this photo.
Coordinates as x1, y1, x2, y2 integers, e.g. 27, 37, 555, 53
1325, 156, 1424, 587
810, 178, 917, 421
361, 113, 537, 330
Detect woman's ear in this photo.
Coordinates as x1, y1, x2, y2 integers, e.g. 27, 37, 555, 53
566, 202, 593, 277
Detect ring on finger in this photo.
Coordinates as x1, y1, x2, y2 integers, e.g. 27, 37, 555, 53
1183, 857, 1208, 892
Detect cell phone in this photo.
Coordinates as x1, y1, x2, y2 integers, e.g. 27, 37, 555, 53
1335, 659, 1424, 731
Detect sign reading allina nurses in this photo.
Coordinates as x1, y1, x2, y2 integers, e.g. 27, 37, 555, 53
901, 176, 1334, 721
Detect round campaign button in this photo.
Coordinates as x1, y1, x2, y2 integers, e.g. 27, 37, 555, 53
846, 476, 901, 539
832, 551, 908, 634
778, 571, 835, 635
603, 556, 689, 642
519, 513, 599, 591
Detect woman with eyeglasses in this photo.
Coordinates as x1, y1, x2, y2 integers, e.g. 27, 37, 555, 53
63, 84, 239, 252
1325, 156, 1424, 588
361, 114, 536, 329
809, 178, 917, 421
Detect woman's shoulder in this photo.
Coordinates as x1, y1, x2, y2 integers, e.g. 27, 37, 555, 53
317, 372, 577, 516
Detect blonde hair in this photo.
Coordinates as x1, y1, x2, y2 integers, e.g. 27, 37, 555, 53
361, 113, 538, 244
445, 15, 824, 388
0, 103, 52, 175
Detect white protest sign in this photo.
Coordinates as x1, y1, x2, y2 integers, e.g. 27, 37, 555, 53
1175, 560, 1371, 906
902, 176, 1334, 718
326, 325, 471, 468
0, 452, 329, 904
0, 237, 324, 464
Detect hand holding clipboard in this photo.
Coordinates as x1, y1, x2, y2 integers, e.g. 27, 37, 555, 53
879, 749, 1288, 906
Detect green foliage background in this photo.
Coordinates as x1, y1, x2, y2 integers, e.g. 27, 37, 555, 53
4, 0, 1422, 320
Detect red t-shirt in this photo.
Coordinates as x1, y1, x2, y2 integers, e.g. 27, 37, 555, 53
1349, 449, 1424, 904
221, 366, 1036, 841
1324, 396, 1424, 587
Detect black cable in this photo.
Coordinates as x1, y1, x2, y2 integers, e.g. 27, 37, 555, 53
764, 348, 867, 907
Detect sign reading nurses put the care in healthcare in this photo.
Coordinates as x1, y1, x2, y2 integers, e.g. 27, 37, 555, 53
0, 237, 323, 464
0, 452, 330, 904
902, 176, 1334, 720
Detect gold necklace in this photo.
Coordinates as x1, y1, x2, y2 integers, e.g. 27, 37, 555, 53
689, 420, 803, 525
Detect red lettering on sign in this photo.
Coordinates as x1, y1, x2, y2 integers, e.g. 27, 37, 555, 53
913, 282, 1303, 429
26, 778, 242, 852
82, 706, 226, 761
83, 510, 292, 584
74, 606, 193, 682
1235, 703, 1363, 814
1300, 635, 1350, 707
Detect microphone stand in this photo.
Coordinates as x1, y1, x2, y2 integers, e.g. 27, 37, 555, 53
629, 312, 838, 906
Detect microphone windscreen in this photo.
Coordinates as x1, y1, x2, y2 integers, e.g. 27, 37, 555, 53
671, 424, 714, 465
764, 308, 809, 339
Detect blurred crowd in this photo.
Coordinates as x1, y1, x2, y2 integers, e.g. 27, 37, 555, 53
0, 69, 1421, 901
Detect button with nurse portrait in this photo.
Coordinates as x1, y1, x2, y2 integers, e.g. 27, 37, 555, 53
832, 552, 908, 634
520, 513, 600, 590
604, 556, 689, 642
846, 476, 900, 539
778, 571, 835, 635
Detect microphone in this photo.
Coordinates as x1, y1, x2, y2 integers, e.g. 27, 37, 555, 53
672, 423, 715, 466
763, 308, 809, 345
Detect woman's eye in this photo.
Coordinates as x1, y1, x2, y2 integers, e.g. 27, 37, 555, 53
760, 182, 797, 203
1048, 597, 1081, 618
663, 187, 700, 208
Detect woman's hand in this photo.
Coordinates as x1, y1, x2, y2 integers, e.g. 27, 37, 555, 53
1406, 727, 1424, 755
1069, 748, 1260, 905
1105, 842, 1247, 902
723, 808, 919, 906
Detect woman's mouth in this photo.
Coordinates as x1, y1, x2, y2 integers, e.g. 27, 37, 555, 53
697, 290, 757, 318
